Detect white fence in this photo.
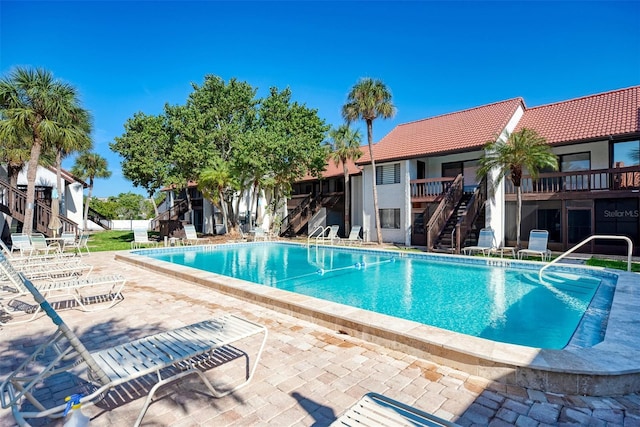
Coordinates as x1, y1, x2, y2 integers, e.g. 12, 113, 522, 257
108, 220, 152, 231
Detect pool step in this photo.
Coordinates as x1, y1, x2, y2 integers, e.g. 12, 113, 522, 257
520, 272, 601, 295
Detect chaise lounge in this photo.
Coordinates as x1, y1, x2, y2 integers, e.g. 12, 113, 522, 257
0, 276, 267, 427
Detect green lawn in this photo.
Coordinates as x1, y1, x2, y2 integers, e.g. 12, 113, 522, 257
585, 257, 640, 273
86, 230, 159, 252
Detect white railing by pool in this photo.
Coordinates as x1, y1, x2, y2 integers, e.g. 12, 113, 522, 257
539, 235, 634, 283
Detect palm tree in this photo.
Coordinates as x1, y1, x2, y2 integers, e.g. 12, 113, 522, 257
71, 152, 111, 230
198, 158, 238, 235
478, 128, 558, 248
342, 78, 396, 243
0, 67, 92, 233
52, 107, 92, 214
327, 125, 362, 235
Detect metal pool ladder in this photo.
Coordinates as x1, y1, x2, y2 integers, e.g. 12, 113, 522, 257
539, 235, 634, 283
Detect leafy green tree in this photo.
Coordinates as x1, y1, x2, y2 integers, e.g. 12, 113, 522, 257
342, 78, 396, 243
0, 67, 92, 233
110, 112, 170, 217
254, 87, 329, 229
477, 128, 558, 248
198, 158, 238, 233
71, 152, 112, 230
327, 125, 362, 235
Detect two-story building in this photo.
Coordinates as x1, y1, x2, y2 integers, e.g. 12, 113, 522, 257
293, 86, 639, 255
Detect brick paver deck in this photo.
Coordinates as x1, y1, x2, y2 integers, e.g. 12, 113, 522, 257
1, 251, 639, 426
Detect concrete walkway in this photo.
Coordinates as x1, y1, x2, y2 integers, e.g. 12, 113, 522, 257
1, 251, 639, 426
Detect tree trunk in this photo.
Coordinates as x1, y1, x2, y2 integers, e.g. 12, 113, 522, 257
83, 178, 93, 231
367, 120, 382, 243
23, 138, 43, 234
149, 193, 159, 217
185, 181, 193, 223
516, 185, 522, 249
343, 161, 351, 235
55, 149, 63, 215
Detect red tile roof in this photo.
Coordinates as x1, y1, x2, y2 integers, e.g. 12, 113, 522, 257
298, 157, 361, 182
516, 86, 640, 144
357, 98, 524, 164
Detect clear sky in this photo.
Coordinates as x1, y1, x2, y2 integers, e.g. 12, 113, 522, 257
2, 1, 639, 198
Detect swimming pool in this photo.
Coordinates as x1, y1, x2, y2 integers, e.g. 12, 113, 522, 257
144, 243, 611, 350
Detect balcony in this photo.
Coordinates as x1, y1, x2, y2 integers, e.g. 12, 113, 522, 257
410, 177, 455, 202
505, 165, 640, 201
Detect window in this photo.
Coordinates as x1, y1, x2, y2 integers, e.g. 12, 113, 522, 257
379, 208, 401, 229
560, 152, 590, 172
376, 164, 400, 185
612, 140, 640, 167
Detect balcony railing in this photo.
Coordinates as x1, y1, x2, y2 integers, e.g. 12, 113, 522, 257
505, 165, 640, 194
410, 177, 455, 201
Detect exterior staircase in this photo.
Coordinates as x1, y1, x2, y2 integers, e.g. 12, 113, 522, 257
149, 199, 189, 232
0, 177, 78, 237
432, 193, 474, 252
87, 206, 111, 230
279, 192, 342, 237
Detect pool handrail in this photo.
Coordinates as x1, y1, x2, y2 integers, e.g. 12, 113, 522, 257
307, 225, 328, 246
539, 235, 633, 284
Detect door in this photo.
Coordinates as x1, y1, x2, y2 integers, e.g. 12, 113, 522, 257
567, 208, 592, 252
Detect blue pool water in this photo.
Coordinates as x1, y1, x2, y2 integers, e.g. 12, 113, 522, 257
145, 243, 609, 349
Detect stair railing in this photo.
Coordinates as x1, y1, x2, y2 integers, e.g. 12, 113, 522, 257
87, 206, 112, 230
425, 174, 464, 251
453, 177, 487, 254
150, 199, 189, 231
0, 177, 78, 236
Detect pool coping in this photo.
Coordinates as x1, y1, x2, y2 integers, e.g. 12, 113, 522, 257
115, 242, 640, 396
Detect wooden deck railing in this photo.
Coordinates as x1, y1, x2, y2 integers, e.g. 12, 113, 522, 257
150, 199, 189, 231
0, 178, 78, 236
410, 177, 455, 201
505, 165, 640, 194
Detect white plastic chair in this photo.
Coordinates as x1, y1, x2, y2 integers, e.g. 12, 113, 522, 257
518, 230, 552, 261
130, 229, 157, 249
462, 228, 496, 256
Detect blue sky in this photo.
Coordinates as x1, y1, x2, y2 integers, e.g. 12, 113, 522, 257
2, 1, 639, 198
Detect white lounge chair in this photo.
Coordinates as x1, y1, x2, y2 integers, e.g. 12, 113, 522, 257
331, 392, 460, 426
253, 227, 269, 241
30, 233, 59, 254
9, 234, 34, 256
341, 225, 363, 246
183, 224, 206, 245
462, 228, 496, 256
0, 277, 267, 427
60, 232, 90, 255
0, 252, 125, 324
130, 229, 158, 249
518, 229, 552, 261
326, 225, 340, 245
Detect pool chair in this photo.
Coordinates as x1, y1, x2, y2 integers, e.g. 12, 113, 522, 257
9, 233, 34, 257
462, 228, 496, 256
62, 233, 91, 255
340, 225, 363, 246
30, 233, 61, 254
326, 225, 340, 245
183, 224, 206, 245
0, 252, 125, 325
130, 229, 158, 249
518, 229, 552, 261
331, 392, 460, 426
252, 227, 269, 241
0, 277, 267, 427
